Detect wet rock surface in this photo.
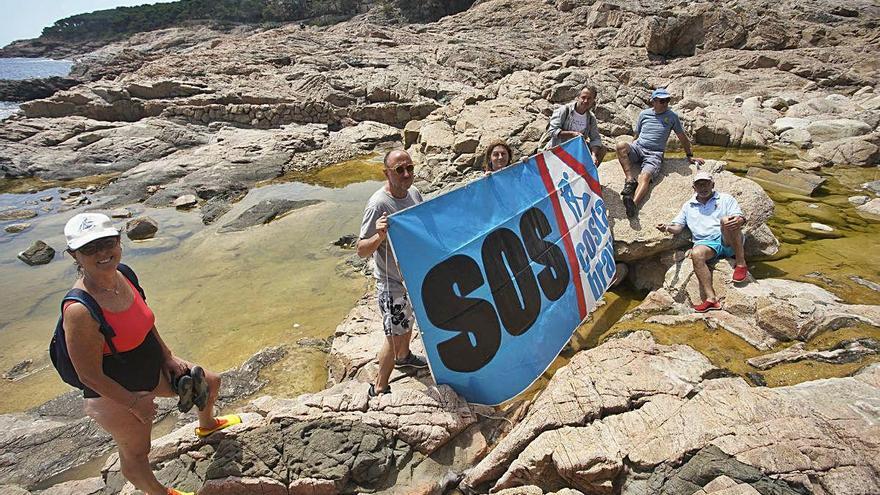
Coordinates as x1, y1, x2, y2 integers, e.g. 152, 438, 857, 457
218, 199, 322, 233
638, 259, 880, 348
17, 240, 55, 265
124, 216, 159, 240
747, 338, 880, 370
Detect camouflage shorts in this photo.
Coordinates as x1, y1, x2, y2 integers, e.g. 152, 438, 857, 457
377, 290, 414, 337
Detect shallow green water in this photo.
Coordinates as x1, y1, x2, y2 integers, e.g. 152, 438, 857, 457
0, 158, 386, 414
595, 146, 880, 386
0, 147, 877, 411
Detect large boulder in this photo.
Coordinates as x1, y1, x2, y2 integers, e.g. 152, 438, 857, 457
464, 332, 880, 494
598, 158, 777, 263
805, 118, 873, 143
809, 134, 880, 167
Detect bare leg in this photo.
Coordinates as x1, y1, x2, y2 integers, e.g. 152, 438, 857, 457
721, 223, 747, 267
392, 332, 412, 362
690, 245, 717, 302
196, 370, 221, 430
633, 172, 652, 206
375, 331, 412, 392
615, 142, 635, 181
85, 394, 166, 495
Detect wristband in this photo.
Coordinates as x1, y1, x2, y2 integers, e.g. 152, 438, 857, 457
686, 153, 693, 158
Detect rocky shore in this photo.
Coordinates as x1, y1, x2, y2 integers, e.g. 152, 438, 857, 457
1, 0, 879, 493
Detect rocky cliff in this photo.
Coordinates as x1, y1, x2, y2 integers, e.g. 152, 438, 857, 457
0, 0, 878, 494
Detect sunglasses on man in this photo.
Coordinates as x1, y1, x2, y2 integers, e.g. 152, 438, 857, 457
75, 236, 120, 256
388, 164, 415, 175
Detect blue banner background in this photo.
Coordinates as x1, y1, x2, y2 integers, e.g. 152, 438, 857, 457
388, 138, 602, 405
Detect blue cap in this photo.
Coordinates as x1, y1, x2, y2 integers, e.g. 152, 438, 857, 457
650, 88, 671, 101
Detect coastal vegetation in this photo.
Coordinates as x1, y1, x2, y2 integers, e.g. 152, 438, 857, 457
36, 0, 475, 42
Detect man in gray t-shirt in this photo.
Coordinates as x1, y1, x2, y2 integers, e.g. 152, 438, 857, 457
614, 87, 704, 218
546, 85, 606, 166
357, 150, 427, 398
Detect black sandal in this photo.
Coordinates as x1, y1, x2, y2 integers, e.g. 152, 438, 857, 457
173, 373, 194, 413
191, 366, 209, 411
368, 383, 391, 397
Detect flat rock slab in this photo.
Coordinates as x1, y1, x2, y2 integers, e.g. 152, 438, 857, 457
746, 167, 825, 196
218, 199, 322, 233
0, 209, 37, 221
109, 379, 474, 494
644, 257, 880, 345
463, 331, 716, 490
465, 332, 880, 495
747, 338, 879, 370
262, 380, 476, 456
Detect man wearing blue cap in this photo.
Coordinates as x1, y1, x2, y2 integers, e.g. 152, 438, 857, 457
615, 88, 704, 218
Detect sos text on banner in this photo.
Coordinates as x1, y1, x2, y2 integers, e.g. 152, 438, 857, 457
388, 136, 615, 405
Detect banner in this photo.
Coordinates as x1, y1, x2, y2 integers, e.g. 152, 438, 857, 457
388, 136, 615, 405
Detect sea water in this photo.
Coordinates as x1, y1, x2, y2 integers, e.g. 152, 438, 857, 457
0, 57, 74, 119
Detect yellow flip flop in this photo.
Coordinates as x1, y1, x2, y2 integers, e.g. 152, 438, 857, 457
167, 488, 194, 495
195, 414, 242, 438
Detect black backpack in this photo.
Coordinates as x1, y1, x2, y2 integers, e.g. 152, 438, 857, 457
49, 263, 146, 389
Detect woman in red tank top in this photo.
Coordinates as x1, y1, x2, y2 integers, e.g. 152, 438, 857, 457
61, 213, 239, 495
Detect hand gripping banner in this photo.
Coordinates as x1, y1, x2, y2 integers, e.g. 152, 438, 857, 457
388, 136, 615, 405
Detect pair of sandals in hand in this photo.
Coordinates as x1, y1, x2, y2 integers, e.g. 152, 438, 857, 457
171, 366, 243, 440
171, 366, 208, 413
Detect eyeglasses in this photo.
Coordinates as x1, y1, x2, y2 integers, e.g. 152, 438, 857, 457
388, 164, 415, 175
655, 98, 670, 103
76, 236, 120, 256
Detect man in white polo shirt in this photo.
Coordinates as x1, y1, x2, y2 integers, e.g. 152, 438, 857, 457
655, 171, 749, 312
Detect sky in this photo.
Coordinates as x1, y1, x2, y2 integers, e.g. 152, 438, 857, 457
0, 0, 178, 48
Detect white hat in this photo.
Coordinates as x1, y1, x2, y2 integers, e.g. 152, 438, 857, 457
64, 213, 119, 250
692, 171, 713, 183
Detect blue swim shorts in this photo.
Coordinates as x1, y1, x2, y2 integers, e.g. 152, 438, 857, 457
694, 235, 735, 261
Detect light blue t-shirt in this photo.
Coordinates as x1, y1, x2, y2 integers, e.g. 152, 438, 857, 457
671, 192, 744, 242
634, 108, 684, 152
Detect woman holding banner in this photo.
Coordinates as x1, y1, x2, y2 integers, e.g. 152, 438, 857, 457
484, 140, 514, 172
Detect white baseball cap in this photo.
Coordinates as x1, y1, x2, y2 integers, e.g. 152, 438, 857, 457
692, 171, 713, 183
64, 213, 119, 250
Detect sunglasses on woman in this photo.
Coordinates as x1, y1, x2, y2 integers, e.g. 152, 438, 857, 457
76, 236, 120, 256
